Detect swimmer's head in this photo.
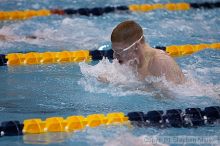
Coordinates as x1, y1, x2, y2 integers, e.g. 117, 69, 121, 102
111, 20, 145, 65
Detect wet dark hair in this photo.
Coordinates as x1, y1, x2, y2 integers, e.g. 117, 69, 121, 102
111, 20, 144, 49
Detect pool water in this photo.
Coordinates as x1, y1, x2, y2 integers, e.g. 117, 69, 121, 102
0, 0, 220, 146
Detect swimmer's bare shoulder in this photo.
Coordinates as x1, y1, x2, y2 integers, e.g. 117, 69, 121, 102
148, 50, 186, 84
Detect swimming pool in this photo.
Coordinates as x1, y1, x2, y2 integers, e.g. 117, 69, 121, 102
0, 0, 220, 145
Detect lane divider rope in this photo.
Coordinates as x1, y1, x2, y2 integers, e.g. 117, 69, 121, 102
0, 50, 91, 66
90, 42, 220, 60
161, 42, 220, 57
0, 9, 51, 20
0, 2, 220, 20
0, 106, 219, 137
1, 42, 219, 67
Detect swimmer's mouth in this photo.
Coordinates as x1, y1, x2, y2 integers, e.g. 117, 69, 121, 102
118, 60, 123, 64
118, 59, 136, 65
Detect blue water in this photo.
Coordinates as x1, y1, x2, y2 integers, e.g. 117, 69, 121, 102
0, 0, 220, 146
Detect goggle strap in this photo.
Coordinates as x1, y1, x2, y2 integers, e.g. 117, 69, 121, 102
123, 35, 143, 52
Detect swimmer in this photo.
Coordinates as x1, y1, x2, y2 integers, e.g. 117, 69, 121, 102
0, 34, 15, 41
111, 20, 185, 84
0, 34, 44, 41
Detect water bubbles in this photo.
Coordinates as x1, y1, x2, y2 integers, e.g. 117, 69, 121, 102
79, 56, 220, 99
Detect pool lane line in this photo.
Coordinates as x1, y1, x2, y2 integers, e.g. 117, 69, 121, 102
128, 2, 220, 12
0, 42, 219, 67
0, 50, 91, 66
0, 9, 51, 21
0, 106, 219, 137
90, 42, 220, 60
0, 2, 220, 21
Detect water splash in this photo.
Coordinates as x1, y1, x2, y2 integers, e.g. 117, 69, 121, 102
78, 58, 152, 96
104, 133, 168, 146
68, 125, 167, 146
0, 17, 110, 51
70, 125, 167, 146
30, 18, 110, 50
78, 58, 220, 98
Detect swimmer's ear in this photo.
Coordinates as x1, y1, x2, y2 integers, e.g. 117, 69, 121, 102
113, 53, 122, 64
134, 44, 140, 53
136, 40, 142, 47
113, 52, 117, 59
135, 42, 142, 52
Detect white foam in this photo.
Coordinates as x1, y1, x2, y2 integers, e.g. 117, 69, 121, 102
162, 74, 220, 99
0, 26, 16, 35
78, 58, 153, 96
0, 17, 110, 50
80, 58, 138, 84
29, 18, 110, 49
79, 58, 220, 98
71, 126, 167, 146
104, 133, 168, 146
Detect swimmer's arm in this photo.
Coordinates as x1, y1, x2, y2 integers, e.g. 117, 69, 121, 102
0, 34, 6, 41
25, 35, 45, 40
0, 34, 44, 41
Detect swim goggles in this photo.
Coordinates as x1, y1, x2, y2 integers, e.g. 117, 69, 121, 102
113, 35, 143, 63
114, 35, 143, 55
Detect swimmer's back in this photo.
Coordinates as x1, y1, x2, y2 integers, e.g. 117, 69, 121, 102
148, 49, 185, 84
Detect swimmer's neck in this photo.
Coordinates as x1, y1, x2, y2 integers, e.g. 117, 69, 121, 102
139, 44, 156, 67
136, 44, 156, 80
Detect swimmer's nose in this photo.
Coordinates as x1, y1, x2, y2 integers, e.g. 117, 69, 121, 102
119, 60, 123, 64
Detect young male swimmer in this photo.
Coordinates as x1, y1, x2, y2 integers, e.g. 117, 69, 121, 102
1, 20, 185, 84
110, 20, 185, 84
0, 34, 43, 41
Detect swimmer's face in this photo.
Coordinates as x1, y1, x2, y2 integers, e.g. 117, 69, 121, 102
113, 43, 139, 66
112, 35, 144, 65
